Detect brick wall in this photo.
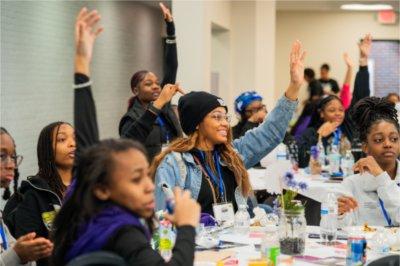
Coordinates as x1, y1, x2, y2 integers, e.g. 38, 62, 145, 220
0, 1, 165, 192
370, 40, 400, 97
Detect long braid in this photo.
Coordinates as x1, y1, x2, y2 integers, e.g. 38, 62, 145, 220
351, 97, 399, 143
37, 122, 68, 199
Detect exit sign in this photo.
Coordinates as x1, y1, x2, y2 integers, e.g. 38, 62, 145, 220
377, 10, 397, 24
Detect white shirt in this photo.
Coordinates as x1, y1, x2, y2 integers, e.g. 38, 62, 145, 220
338, 160, 400, 226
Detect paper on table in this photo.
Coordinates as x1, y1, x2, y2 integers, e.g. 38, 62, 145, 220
219, 232, 262, 245
195, 250, 235, 262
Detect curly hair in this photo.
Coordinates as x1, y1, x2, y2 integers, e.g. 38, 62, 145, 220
150, 130, 252, 197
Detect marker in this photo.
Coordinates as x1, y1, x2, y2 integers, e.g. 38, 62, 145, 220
160, 182, 175, 214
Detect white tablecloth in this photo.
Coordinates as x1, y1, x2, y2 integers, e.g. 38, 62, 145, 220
248, 167, 344, 203
195, 226, 400, 266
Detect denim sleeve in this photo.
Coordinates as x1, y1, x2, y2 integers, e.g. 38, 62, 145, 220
154, 154, 182, 211
233, 96, 297, 169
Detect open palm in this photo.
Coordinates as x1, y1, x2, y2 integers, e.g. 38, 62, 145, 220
289, 40, 306, 87
75, 7, 104, 62
359, 34, 372, 58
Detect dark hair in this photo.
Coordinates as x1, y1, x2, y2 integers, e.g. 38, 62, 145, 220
37, 121, 72, 199
308, 80, 324, 100
0, 127, 20, 200
321, 63, 330, 71
304, 68, 315, 80
52, 139, 148, 265
128, 70, 149, 110
351, 97, 399, 143
308, 95, 342, 128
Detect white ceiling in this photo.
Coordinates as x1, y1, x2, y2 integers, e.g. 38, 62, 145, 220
276, 0, 400, 12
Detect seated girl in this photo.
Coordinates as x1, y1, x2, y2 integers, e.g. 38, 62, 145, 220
152, 41, 305, 215
51, 8, 200, 266
337, 97, 400, 226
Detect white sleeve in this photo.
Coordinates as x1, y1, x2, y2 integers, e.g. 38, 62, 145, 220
0, 248, 31, 266
375, 172, 400, 225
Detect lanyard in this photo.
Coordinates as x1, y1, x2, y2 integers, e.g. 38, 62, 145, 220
378, 198, 392, 226
378, 183, 400, 226
333, 128, 342, 145
198, 150, 225, 201
156, 116, 170, 143
0, 222, 8, 250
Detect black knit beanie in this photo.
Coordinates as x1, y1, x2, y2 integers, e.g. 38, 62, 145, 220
178, 91, 228, 135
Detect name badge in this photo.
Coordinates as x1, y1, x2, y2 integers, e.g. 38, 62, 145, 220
213, 202, 234, 226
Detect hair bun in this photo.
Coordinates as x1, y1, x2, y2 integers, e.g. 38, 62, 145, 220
351, 96, 398, 133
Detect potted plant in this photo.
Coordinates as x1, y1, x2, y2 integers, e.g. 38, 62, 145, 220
277, 172, 308, 255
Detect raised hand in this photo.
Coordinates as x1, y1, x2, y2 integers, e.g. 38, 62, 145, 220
289, 40, 306, 87
13, 232, 54, 263
75, 7, 104, 66
159, 2, 173, 22
153, 84, 185, 110
358, 34, 372, 59
343, 52, 353, 68
285, 40, 306, 101
353, 156, 383, 177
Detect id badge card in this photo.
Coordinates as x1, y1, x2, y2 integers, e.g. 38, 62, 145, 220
213, 202, 234, 226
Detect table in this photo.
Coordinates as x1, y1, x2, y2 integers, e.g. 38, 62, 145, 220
194, 226, 400, 266
248, 167, 344, 203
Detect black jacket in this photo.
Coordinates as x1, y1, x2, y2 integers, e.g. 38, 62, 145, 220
13, 176, 62, 238
297, 66, 370, 167
8, 176, 62, 266
119, 21, 182, 161
104, 225, 195, 266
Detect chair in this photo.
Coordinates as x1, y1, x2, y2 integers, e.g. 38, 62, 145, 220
366, 254, 400, 266
66, 251, 127, 266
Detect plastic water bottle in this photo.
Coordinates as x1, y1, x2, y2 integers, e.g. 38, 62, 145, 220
276, 144, 288, 161
328, 144, 341, 176
261, 228, 280, 266
234, 205, 250, 234
159, 220, 174, 261
320, 192, 338, 244
341, 150, 355, 177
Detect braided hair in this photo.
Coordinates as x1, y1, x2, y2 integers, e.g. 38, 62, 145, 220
0, 127, 20, 200
351, 97, 399, 143
37, 122, 71, 199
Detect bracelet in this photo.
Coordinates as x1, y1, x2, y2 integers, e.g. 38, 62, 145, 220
73, 80, 92, 89
166, 38, 176, 44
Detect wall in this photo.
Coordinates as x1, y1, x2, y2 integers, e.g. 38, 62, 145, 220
275, 11, 400, 106
173, 0, 276, 120
0, 1, 165, 189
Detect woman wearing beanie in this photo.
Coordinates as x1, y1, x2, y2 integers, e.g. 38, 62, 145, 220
151, 41, 305, 215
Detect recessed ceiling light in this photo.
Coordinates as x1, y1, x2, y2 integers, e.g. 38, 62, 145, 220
341, 4, 393, 11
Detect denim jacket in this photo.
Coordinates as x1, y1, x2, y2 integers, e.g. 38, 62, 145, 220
155, 96, 298, 210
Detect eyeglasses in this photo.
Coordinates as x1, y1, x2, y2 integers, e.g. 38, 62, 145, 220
0, 153, 23, 166
209, 113, 231, 123
245, 104, 267, 114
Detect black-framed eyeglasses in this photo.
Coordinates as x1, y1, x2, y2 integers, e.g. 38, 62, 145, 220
0, 153, 23, 167
245, 104, 267, 114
